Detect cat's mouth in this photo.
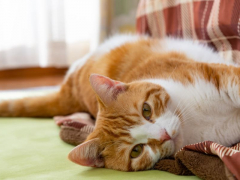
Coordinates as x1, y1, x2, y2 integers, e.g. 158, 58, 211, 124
172, 131, 184, 154
162, 129, 183, 155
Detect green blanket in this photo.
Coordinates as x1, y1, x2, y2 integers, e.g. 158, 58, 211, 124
0, 118, 199, 180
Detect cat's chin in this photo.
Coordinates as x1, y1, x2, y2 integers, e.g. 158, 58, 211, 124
172, 132, 184, 154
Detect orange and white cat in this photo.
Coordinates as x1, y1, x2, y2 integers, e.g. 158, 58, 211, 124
1, 34, 240, 171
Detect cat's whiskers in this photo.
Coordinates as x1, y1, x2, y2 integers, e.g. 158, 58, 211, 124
173, 97, 185, 115
180, 108, 203, 125
181, 114, 197, 124
178, 92, 213, 125
175, 85, 205, 125
176, 100, 198, 125
172, 88, 194, 116
179, 105, 195, 121
174, 97, 191, 116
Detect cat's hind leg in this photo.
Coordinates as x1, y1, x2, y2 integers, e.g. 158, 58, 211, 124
54, 112, 95, 126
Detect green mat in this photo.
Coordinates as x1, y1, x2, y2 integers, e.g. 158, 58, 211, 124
0, 118, 200, 180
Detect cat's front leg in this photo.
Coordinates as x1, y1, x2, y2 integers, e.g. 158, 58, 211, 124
54, 112, 95, 126
55, 112, 95, 146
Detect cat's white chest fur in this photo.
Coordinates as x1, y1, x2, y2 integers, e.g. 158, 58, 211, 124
146, 78, 240, 147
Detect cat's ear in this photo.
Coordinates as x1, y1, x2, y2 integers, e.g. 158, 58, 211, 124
89, 74, 128, 106
68, 138, 104, 168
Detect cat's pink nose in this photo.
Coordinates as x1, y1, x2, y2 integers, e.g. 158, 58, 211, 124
161, 129, 171, 142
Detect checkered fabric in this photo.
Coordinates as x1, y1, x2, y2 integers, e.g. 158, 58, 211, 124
136, 0, 240, 64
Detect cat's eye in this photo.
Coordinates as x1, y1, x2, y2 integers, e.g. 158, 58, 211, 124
142, 102, 152, 120
130, 144, 143, 158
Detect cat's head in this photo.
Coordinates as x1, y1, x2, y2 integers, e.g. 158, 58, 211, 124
68, 74, 182, 171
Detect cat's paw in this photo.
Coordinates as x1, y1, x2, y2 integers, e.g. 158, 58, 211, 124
54, 112, 95, 126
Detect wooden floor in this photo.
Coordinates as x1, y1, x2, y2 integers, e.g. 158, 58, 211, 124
0, 67, 67, 90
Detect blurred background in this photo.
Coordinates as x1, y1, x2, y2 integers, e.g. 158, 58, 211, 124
0, 0, 139, 90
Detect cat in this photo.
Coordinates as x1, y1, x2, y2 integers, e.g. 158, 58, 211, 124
1, 34, 240, 171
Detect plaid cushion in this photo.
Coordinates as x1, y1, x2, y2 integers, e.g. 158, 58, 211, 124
136, 0, 240, 64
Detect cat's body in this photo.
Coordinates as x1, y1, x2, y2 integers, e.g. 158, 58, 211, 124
1, 34, 240, 171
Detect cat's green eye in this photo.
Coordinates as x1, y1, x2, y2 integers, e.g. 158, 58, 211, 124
142, 102, 152, 120
130, 144, 143, 158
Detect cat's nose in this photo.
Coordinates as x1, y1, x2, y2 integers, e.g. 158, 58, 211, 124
161, 129, 171, 142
